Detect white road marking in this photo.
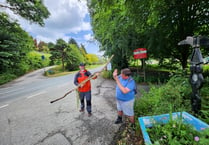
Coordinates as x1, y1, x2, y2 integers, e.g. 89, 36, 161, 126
0, 104, 9, 109
27, 91, 46, 99
0, 87, 25, 95
57, 83, 69, 88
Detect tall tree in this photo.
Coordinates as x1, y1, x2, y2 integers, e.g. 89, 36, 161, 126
37, 41, 49, 52
49, 39, 86, 71
50, 39, 69, 70
66, 43, 85, 71
88, 0, 132, 70
88, 0, 209, 69
80, 44, 87, 55
136, 0, 209, 69
0, 13, 35, 74
79, 44, 88, 62
48, 42, 55, 50
0, 0, 50, 26
86, 54, 99, 65
68, 38, 79, 48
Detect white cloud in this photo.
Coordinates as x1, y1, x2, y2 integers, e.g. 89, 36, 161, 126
24, 0, 91, 42
44, 0, 90, 32
84, 33, 93, 41
0, 0, 102, 55
1, 0, 91, 41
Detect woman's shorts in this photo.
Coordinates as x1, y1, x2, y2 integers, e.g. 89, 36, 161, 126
116, 99, 135, 116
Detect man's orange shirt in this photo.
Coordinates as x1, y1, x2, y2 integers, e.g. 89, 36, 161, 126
74, 70, 91, 92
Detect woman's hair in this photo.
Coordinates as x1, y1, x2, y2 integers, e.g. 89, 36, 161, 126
121, 68, 131, 76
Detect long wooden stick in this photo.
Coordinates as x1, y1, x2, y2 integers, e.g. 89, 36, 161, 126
50, 55, 114, 103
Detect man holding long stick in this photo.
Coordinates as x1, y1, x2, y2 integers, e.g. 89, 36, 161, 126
50, 55, 114, 104
74, 63, 99, 117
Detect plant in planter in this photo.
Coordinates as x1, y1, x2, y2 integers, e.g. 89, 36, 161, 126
147, 119, 209, 145
138, 112, 209, 145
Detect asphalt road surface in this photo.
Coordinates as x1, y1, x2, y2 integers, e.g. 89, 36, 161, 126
0, 67, 120, 145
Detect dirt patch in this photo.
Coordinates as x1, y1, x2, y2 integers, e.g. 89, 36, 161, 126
111, 121, 144, 145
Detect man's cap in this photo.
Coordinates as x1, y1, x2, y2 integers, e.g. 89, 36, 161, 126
79, 63, 85, 66
122, 68, 132, 76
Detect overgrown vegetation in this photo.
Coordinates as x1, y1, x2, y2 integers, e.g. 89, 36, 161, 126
148, 118, 209, 145
0, 1, 51, 84
135, 75, 192, 118
0, 13, 50, 85
115, 67, 209, 145
88, 0, 209, 70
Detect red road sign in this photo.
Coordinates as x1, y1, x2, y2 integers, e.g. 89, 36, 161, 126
133, 48, 147, 59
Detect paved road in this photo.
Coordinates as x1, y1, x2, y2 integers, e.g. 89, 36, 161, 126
0, 66, 102, 105
0, 67, 120, 145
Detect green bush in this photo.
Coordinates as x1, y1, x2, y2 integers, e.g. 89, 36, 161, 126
203, 65, 209, 72
44, 69, 55, 75
44, 65, 64, 76
132, 69, 170, 84
135, 75, 209, 125
0, 51, 51, 84
26, 51, 50, 70
135, 75, 192, 117
14, 60, 30, 76
0, 73, 16, 85
198, 76, 209, 123
101, 70, 113, 79
203, 65, 209, 77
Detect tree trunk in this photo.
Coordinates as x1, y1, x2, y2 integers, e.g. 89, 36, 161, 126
141, 59, 146, 70
62, 53, 65, 71
180, 45, 191, 69
181, 58, 188, 70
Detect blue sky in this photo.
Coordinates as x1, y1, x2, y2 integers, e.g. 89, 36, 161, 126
0, 0, 103, 55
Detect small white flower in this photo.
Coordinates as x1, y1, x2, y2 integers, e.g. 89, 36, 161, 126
163, 135, 167, 138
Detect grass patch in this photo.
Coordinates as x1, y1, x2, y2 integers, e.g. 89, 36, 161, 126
0, 73, 17, 85
45, 64, 103, 77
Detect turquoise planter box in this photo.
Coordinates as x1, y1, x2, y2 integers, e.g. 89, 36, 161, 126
138, 112, 209, 145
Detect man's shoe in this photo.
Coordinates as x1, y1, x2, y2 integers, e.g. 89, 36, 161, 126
88, 112, 92, 117
79, 109, 84, 112
114, 117, 122, 124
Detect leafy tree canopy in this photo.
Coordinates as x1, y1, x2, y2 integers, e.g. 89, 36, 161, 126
86, 53, 99, 65
65, 43, 85, 71
0, 0, 50, 26
88, 0, 209, 69
0, 13, 35, 74
50, 39, 69, 70
68, 38, 79, 48
37, 41, 49, 52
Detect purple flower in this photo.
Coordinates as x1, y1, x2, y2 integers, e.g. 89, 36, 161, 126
194, 136, 199, 142
201, 128, 205, 130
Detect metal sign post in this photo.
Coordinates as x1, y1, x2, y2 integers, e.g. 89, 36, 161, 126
41, 55, 46, 73
133, 48, 147, 82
